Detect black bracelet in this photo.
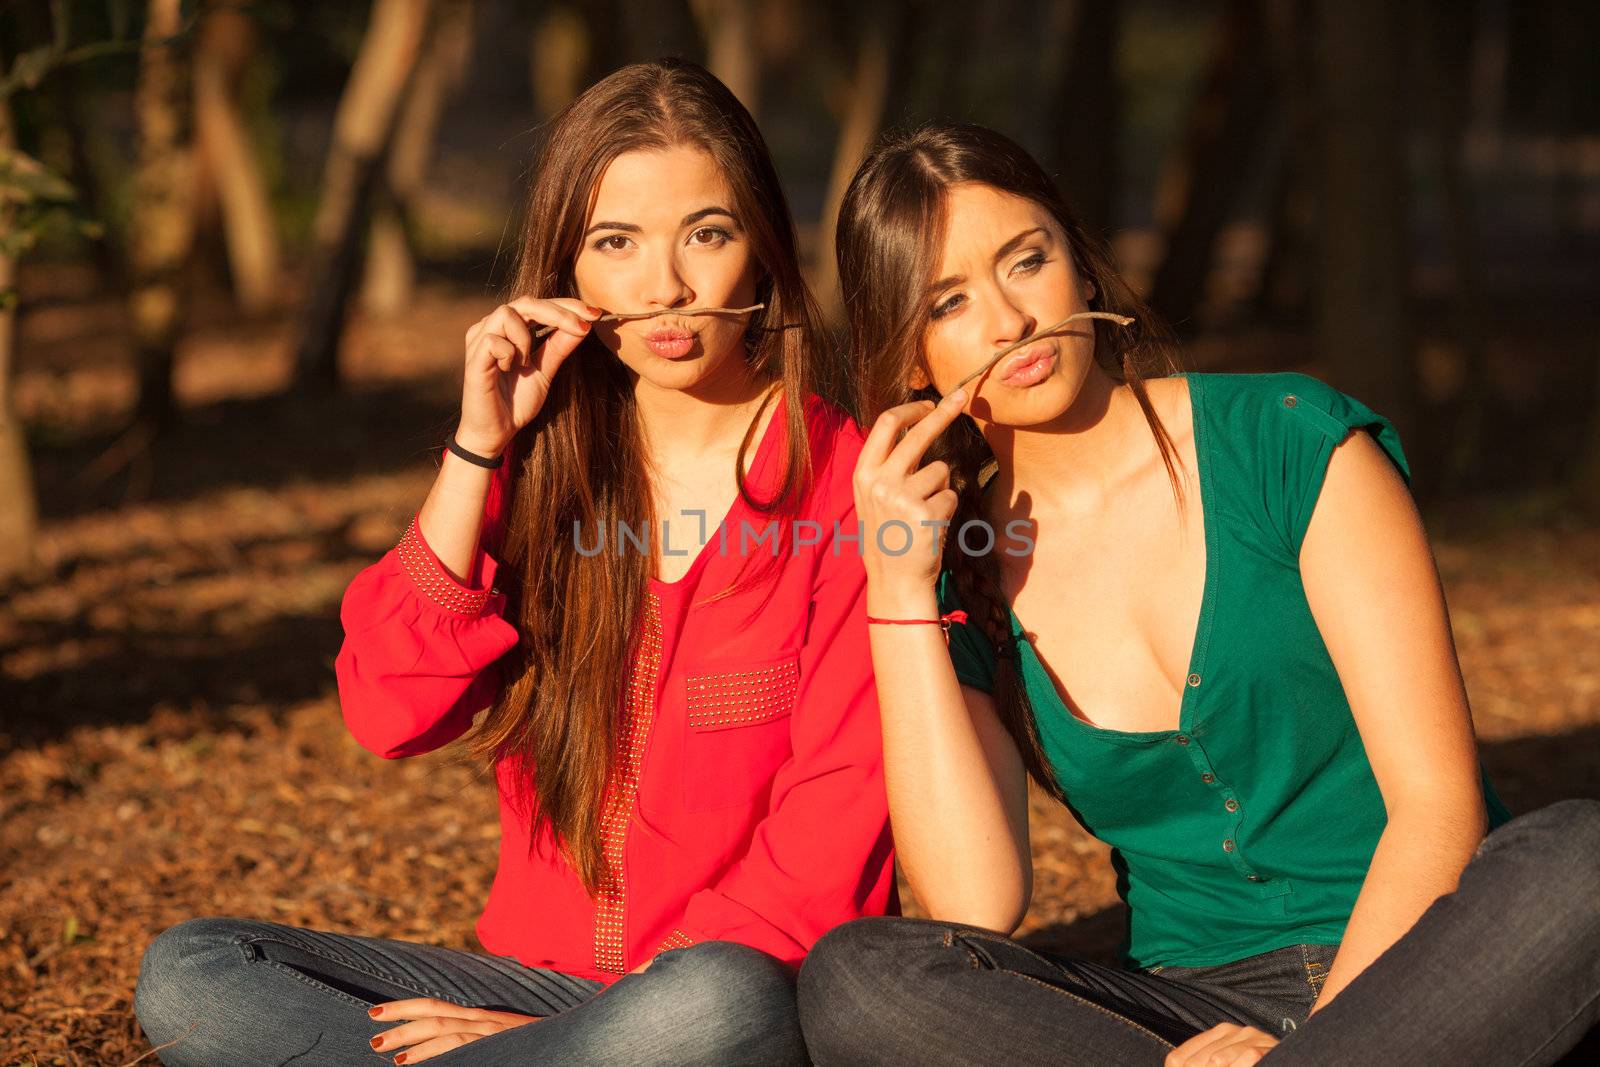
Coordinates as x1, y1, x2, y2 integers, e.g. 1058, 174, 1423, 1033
445, 433, 504, 469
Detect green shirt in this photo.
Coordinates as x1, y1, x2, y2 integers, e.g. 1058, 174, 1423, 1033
938, 371, 1511, 970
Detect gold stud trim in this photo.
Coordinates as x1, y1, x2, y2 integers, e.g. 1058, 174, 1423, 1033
396, 517, 492, 616
685, 660, 799, 730
658, 928, 696, 952
593, 592, 664, 974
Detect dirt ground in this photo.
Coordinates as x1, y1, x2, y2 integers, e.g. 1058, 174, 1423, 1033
2, 271, 1597, 1065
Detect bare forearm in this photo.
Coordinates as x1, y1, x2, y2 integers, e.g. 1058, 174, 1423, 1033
867, 585, 1032, 932
1311, 799, 1486, 1012
416, 449, 498, 582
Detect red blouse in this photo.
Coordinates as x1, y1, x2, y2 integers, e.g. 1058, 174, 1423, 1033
334, 392, 896, 983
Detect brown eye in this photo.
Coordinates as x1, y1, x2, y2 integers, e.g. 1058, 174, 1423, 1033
690, 226, 731, 246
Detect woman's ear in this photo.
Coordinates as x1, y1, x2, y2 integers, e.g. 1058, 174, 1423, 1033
908, 362, 931, 390
1081, 275, 1099, 305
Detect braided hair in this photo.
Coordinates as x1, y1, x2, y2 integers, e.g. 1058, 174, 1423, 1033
837, 123, 1183, 800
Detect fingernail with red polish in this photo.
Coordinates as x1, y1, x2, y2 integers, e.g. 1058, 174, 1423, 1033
368, 1006, 383, 1019
369, 1036, 383, 1050
394, 1055, 409, 1065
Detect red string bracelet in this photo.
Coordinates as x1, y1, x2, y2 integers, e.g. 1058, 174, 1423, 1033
866, 609, 969, 643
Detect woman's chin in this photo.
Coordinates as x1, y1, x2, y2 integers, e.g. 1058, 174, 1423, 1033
975, 374, 1078, 428
620, 344, 747, 394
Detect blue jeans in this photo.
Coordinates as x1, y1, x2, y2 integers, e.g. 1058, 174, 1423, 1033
133, 918, 807, 1066
797, 799, 1600, 1066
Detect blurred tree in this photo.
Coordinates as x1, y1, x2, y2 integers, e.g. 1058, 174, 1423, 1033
530, 4, 592, 119
1039, 0, 1120, 236
1252, 0, 1314, 325
292, 0, 433, 390
362, 0, 473, 315
1411, 1, 1489, 490
0, 2, 136, 581
1312, 0, 1415, 447
1147, 0, 1273, 334
580, 0, 702, 76
814, 1, 908, 325
692, 0, 760, 117
193, 0, 280, 315
128, 0, 197, 425
0, 97, 38, 583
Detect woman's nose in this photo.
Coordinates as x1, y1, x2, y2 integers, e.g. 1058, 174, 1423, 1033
988, 295, 1033, 349
639, 250, 694, 310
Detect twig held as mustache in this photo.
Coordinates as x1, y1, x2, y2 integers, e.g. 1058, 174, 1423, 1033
531, 303, 766, 340
950, 311, 1136, 394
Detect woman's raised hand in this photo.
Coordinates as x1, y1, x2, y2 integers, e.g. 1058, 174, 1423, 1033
454, 296, 602, 458
852, 388, 969, 595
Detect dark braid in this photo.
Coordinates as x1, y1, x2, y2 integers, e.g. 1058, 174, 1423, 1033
922, 314, 1181, 802
923, 401, 1066, 801
835, 122, 1184, 800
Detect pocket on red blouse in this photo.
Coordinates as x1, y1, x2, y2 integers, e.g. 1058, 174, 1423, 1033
681, 654, 799, 812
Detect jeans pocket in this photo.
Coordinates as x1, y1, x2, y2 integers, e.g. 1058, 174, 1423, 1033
1297, 941, 1338, 1002
1159, 942, 1339, 1024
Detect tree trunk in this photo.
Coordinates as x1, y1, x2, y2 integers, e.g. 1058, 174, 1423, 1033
291, 0, 432, 391
1251, 0, 1314, 324
193, 0, 281, 315
1411, 2, 1487, 490
0, 96, 40, 583
1146, 0, 1274, 333
691, 0, 760, 117
362, 0, 473, 315
813, 5, 904, 326
530, 5, 592, 120
129, 0, 198, 425
1041, 0, 1120, 235
1312, 0, 1414, 448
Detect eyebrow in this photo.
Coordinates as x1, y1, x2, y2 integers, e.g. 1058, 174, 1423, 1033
584, 206, 741, 238
926, 226, 1049, 295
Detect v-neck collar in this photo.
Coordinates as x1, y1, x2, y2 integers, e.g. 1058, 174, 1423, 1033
647, 387, 791, 597
1000, 372, 1219, 744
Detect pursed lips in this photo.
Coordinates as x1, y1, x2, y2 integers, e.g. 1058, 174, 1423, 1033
999, 341, 1055, 383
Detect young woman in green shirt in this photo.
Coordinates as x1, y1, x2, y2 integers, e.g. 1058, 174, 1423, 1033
796, 122, 1600, 1066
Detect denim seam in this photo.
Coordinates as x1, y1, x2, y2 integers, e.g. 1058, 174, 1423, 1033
260, 958, 384, 1011
1001, 970, 1178, 1051
240, 934, 437, 1004
1297, 943, 1327, 1000
949, 930, 1176, 1050
1513, 987, 1600, 1067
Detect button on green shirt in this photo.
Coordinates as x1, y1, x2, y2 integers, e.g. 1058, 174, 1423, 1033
937, 371, 1511, 970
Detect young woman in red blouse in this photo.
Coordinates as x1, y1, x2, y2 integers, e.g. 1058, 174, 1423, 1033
133, 59, 893, 1067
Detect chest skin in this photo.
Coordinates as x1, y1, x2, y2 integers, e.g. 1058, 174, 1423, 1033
649, 401, 779, 585
992, 378, 1208, 734
651, 478, 742, 583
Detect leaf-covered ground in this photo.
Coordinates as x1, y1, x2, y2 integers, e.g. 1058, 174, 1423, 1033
3, 274, 1597, 1064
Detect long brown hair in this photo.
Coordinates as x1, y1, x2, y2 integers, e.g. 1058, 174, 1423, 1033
472, 58, 826, 890
836, 122, 1181, 801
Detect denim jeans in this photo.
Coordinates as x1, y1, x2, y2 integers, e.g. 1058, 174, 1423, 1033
133, 917, 808, 1066
797, 798, 1600, 1066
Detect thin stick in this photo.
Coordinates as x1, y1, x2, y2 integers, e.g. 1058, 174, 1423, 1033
950, 311, 1135, 393
531, 303, 765, 340
120, 1022, 199, 1066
